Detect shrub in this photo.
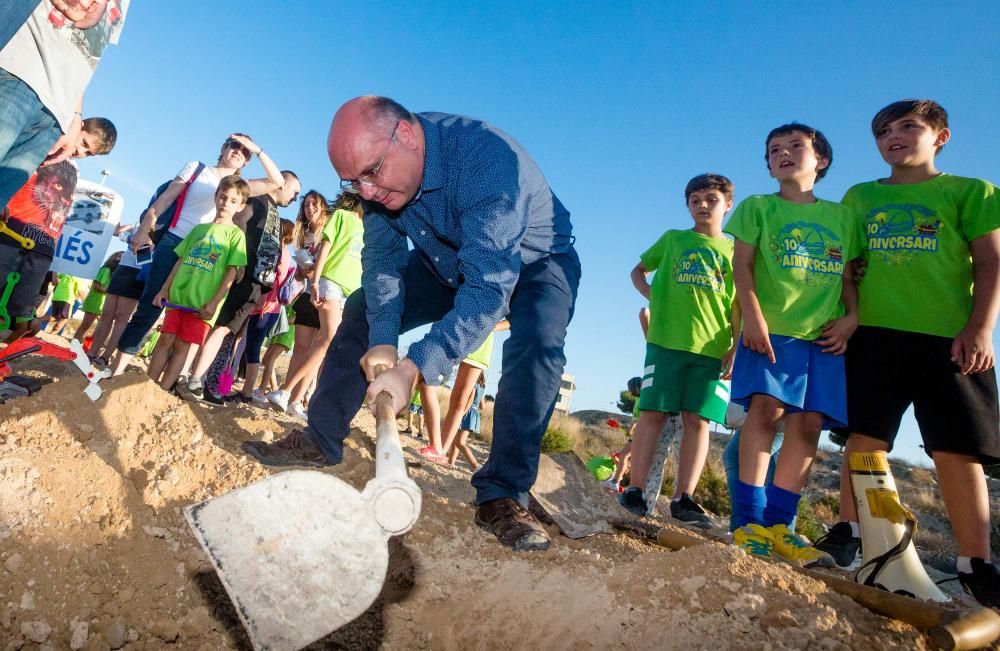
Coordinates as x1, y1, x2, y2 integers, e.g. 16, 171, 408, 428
695, 460, 731, 516
796, 498, 827, 542
541, 425, 572, 453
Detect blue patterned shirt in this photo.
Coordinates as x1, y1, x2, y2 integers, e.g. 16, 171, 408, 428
362, 112, 574, 385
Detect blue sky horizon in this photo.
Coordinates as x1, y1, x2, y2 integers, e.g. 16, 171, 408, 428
74, 1, 1000, 466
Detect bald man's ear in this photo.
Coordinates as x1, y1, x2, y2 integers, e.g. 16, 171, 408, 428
395, 119, 419, 150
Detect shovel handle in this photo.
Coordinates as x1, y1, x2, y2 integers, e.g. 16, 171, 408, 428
370, 364, 408, 483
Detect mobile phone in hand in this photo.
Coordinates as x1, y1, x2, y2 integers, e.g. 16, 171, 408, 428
136, 245, 153, 266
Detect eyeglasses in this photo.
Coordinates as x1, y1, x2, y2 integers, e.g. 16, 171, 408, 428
339, 122, 398, 194
226, 140, 251, 159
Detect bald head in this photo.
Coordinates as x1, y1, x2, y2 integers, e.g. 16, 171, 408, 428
326, 96, 426, 211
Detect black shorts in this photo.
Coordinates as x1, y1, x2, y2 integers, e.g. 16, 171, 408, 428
292, 292, 320, 329
0, 243, 52, 321
50, 300, 71, 320
106, 264, 145, 300
217, 278, 262, 333
845, 326, 1000, 463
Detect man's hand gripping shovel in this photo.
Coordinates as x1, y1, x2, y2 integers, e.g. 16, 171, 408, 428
183, 365, 422, 651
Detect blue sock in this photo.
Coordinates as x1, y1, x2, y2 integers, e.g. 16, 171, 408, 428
763, 483, 801, 527
732, 480, 766, 529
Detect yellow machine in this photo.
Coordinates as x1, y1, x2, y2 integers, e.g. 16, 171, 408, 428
850, 451, 949, 603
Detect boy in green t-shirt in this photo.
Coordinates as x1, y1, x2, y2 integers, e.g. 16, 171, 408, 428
619, 174, 739, 524
815, 100, 1000, 605
725, 123, 863, 567
46, 273, 85, 336
148, 176, 249, 391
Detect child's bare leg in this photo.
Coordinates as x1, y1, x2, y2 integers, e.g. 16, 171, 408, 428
738, 395, 785, 485
836, 432, 890, 524
188, 326, 230, 381
674, 411, 710, 498
933, 451, 991, 559
73, 313, 97, 340
421, 384, 443, 452
441, 364, 479, 451
241, 363, 261, 397
102, 297, 138, 357
289, 303, 341, 404
772, 411, 823, 493
147, 333, 176, 383
257, 345, 282, 391
279, 325, 318, 396
611, 440, 633, 483
458, 432, 478, 468
160, 340, 191, 390
627, 410, 669, 488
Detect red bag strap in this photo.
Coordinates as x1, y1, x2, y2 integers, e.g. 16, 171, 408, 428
168, 162, 205, 229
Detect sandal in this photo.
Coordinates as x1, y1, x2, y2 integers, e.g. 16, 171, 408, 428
418, 446, 447, 464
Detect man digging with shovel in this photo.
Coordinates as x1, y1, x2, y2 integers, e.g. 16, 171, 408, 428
243, 96, 580, 552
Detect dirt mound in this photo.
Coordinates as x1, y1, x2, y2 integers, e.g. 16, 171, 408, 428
0, 346, 926, 649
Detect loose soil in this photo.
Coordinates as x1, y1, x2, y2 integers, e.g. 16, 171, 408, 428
0, 337, 928, 649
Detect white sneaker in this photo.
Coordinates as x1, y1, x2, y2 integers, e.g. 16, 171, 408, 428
602, 478, 620, 493
266, 389, 290, 413
288, 401, 308, 421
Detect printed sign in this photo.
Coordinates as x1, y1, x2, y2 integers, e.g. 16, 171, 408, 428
49, 180, 123, 280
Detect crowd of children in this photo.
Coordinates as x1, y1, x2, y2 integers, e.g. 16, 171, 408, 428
3, 95, 999, 607
613, 98, 1000, 606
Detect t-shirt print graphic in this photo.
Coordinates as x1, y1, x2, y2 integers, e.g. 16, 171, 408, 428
770, 220, 845, 285
184, 235, 224, 273
46, 0, 126, 69
2, 161, 78, 257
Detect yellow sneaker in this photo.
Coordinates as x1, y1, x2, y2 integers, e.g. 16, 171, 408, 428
735, 523, 774, 559
768, 524, 835, 568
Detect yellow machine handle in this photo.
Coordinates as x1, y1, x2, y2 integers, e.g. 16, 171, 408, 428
0, 222, 35, 250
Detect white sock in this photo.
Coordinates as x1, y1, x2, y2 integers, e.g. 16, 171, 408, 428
958, 556, 974, 574
848, 521, 860, 537
188, 377, 203, 389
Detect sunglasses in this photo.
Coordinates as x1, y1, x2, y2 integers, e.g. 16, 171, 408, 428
225, 140, 251, 159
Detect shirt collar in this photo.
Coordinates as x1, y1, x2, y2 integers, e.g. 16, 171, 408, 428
417, 114, 445, 195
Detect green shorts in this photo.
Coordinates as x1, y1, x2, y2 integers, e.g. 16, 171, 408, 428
638, 344, 729, 424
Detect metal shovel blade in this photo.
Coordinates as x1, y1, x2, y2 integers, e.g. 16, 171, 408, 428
184, 470, 389, 651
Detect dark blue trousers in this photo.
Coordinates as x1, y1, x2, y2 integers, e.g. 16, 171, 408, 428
305, 247, 580, 505
116, 232, 182, 355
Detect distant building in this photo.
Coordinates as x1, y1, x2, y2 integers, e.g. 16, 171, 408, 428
554, 373, 576, 413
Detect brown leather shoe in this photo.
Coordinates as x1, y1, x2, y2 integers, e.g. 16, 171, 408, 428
242, 429, 333, 468
475, 498, 551, 552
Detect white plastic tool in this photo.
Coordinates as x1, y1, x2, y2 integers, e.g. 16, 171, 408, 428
184, 391, 422, 650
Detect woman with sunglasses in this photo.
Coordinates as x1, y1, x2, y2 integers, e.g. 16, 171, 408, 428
109, 133, 286, 377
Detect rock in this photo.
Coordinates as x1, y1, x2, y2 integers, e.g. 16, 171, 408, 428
103, 617, 126, 649
19, 592, 34, 610
3, 553, 24, 574
70, 620, 89, 649
20, 620, 52, 643
142, 525, 171, 539
82, 634, 111, 651
0, 608, 10, 629
150, 619, 180, 642
679, 575, 706, 594
179, 606, 212, 637
261, 429, 275, 443
5, 641, 25, 650
760, 608, 798, 630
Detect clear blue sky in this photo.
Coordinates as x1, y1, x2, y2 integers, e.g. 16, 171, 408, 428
75, 1, 1000, 466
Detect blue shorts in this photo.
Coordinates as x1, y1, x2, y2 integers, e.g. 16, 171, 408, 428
731, 334, 846, 428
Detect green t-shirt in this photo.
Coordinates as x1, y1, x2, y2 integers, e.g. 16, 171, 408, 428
464, 332, 495, 368
81, 266, 111, 314
52, 273, 78, 303
640, 229, 735, 359
842, 174, 1000, 338
320, 209, 364, 295
724, 194, 864, 340
170, 223, 247, 325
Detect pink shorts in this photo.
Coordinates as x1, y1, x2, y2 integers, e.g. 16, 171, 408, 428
162, 308, 210, 345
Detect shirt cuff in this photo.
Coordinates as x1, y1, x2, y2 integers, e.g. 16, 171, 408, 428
406, 338, 452, 386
